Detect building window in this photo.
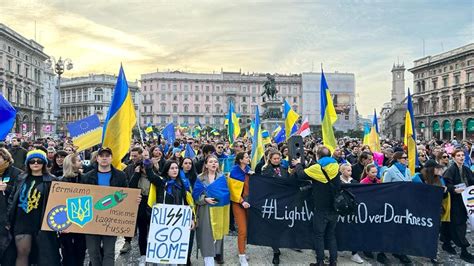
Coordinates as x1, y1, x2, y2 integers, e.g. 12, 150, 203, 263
25, 67, 29, 78
173, 84, 177, 90
454, 75, 460, 85
173, 105, 177, 112
143, 85, 146, 91
216, 86, 220, 92
7, 87, 12, 101
432, 80, 437, 90
195, 105, 199, 113
184, 95, 188, 101
468, 72, 473, 83
205, 105, 210, 112
252, 97, 256, 103
161, 84, 166, 90
453, 98, 459, 110
173, 116, 178, 124
195, 94, 199, 101
173, 95, 177, 101
443, 77, 448, 87
160, 103, 166, 112
206, 95, 210, 102
150, 105, 153, 113
161, 116, 166, 124
215, 105, 220, 113
195, 117, 200, 124
161, 94, 166, 100
144, 106, 147, 113
7, 60, 11, 71
17, 63, 21, 74
184, 85, 188, 91
16, 90, 21, 104
293, 97, 297, 103
252, 86, 256, 93
467, 97, 472, 109
205, 117, 210, 124
206, 86, 209, 92
195, 85, 199, 91
24, 92, 29, 106
242, 105, 247, 113
442, 99, 448, 111
242, 96, 246, 103
184, 105, 188, 112
216, 95, 220, 101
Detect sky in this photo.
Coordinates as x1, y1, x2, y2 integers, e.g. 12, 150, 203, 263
0, 0, 472, 116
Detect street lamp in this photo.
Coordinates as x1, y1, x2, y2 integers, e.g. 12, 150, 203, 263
46, 57, 73, 136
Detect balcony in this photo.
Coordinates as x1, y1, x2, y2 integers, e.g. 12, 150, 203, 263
142, 99, 153, 104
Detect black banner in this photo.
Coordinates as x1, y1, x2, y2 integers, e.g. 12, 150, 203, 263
247, 175, 444, 259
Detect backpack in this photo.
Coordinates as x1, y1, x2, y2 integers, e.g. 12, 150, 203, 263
321, 168, 358, 216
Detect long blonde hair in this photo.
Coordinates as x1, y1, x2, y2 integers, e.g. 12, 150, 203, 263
199, 154, 221, 181
63, 153, 81, 178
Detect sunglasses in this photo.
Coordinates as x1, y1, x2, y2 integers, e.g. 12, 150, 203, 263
401, 156, 408, 159
29, 159, 44, 165
442, 155, 448, 158
238, 145, 244, 148
419, 154, 426, 157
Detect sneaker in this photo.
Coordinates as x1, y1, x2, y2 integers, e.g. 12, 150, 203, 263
351, 253, 364, 264
363, 251, 374, 259
376, 253, 389, 264
139, 255, 146, 266
120, 241, 131, 254
460, 251, 474, 263
442, 244, 457, 255
214, 254, 224, 265
239, 254, 249, 266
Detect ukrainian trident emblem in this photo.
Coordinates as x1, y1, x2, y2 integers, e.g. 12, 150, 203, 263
66, 195, 93, 227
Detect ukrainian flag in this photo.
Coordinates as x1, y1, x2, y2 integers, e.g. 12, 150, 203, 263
193, 175, 230, 240
251, 106, 264, 170
303, 157, 339, 183
228, 164, 249, 203
368, 109, 381, 152
145, 123, 153, 134
67, 114, 103, 152
320, 70, 338, 153
102, 65, 136, 170
227, 102, 240, 145
283, 100, 299, 141
261, 130, 271, 145
404, 89, 417, 175
362, 123, 370, 146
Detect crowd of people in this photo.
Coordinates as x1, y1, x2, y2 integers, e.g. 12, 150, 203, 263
0, 134, 473, 266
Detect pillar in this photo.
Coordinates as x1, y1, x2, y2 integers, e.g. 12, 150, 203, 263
451, 128, 455, 140
463, 127, 467, 141
440, 129, 443, 141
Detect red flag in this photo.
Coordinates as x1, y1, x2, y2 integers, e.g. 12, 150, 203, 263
297, 117, 311, 138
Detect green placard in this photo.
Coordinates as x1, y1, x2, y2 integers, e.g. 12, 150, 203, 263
432, 121, 440, 133
454, 120, 463, 132
443, 121, 451, 132
468, 119, 474, 132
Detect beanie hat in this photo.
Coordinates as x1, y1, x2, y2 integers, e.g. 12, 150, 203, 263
25, 150, 48, 165
172, 147, 182, 154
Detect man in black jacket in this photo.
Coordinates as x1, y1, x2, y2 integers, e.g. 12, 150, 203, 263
9, 137, 28, 170
81, 147, 128, 266
293, 146, 341, 266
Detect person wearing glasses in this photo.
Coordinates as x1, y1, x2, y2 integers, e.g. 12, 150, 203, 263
442, 148, 474, 263
436, 152, 450, 172
6, 150, 61, 266
381, 151, 413, 264
215, 142, 229, 160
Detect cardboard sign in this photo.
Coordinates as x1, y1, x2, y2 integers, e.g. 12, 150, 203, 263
146, 204, 192, 264
41, 181, 140, 237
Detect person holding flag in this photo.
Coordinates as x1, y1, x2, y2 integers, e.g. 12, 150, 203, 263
227, 101, 241, 146
193, 155, 230, 266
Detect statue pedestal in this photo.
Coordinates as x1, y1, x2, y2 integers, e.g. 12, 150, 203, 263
261, 99, 284, 131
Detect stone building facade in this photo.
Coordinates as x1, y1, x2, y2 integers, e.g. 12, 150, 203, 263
0, 23, 52, 137
139, 70, 302, 128
59, 74, 140, 134
409, 43, 474, 141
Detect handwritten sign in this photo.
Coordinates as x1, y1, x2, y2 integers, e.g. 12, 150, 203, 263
41, 181, 140, 237
146, 204, 192, 264
462, 185, 474, 230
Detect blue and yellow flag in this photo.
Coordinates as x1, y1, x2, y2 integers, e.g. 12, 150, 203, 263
227, 102, 240, 145
273, 125, 286, 144
251, 107, 264, 170
102, 66, 136, 170
320, 70, 338, 153
368, 109, 381, 152
0, 94, 16, 141
261, 130, 271, 145
192, 175, 230, 240
404, 89, 417, 175
228, 165, 250, 203
67, 114, 103, 152
362, 123, 370, 145
184, 143, 196, 159
145, 123, 153, 134
304, 157, 339, 183
283, 100, 299, 141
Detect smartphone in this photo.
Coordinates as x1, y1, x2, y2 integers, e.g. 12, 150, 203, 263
212, 198, 219, 203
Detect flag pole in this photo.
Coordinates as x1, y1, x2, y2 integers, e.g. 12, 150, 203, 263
136, 91, 145, 145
